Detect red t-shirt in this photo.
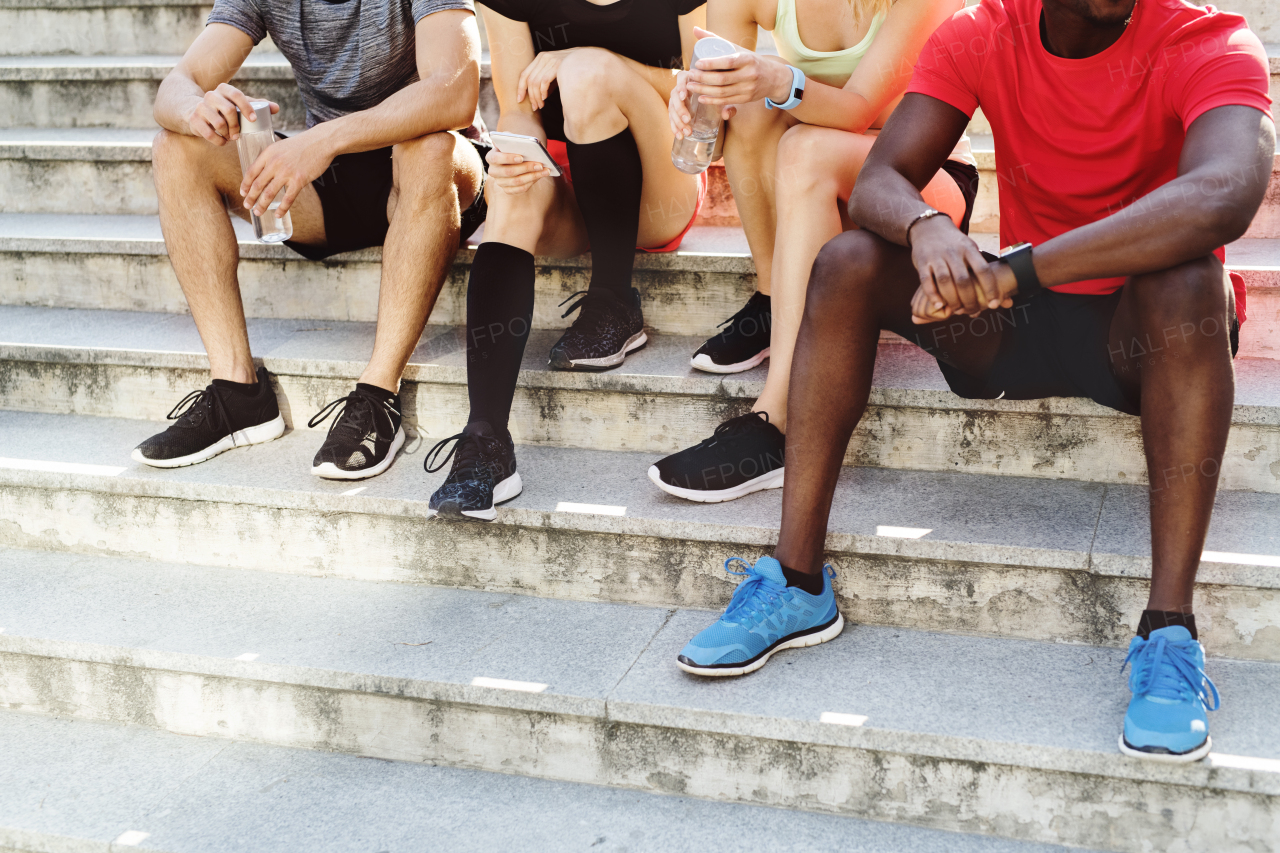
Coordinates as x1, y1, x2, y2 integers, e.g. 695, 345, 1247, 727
908, 0, 1272, 303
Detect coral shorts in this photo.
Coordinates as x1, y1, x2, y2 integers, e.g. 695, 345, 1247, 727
545, 139, 707, 254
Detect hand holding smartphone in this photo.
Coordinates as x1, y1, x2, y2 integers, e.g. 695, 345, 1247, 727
489, 131, 562, 177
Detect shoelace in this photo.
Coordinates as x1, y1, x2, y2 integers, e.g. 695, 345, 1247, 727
558, 289, 615, 330
308, 390, 399, 442
720, 557, 835, 625
1122, 633, 1220, 710
697, 411, 772, 450
424, 430, 490, 477
714, 295, 767, 338
167, 387, 238, 445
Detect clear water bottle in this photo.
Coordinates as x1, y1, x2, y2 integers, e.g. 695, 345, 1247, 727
671, 37, 739, 175
236, 99, 293, 243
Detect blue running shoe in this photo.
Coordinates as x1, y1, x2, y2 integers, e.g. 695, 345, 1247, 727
1120, 625, 1220, 763
677, 556, 844, 677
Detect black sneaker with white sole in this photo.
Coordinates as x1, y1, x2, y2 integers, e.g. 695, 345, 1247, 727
691, 292, 771, 374
132, 365, 285, 468
649, 411, 785, 503
425, 421, 523, 521
548, 287, 646, 370
308, 383, 406, 480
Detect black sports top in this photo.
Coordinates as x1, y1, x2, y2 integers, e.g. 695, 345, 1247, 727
479, 0, 704, 71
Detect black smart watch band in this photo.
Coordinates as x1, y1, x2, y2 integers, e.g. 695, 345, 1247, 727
1000, 242, 1041, 297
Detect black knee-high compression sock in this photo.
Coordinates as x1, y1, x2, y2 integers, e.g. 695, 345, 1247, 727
465, 242, 535, 433
565, 128, 644, 298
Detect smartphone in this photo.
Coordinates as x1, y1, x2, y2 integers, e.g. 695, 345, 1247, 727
489, 131, 563, 177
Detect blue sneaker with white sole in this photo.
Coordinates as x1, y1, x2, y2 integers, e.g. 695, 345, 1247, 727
1120, 625, 1220, 763
677, 556, 844, 677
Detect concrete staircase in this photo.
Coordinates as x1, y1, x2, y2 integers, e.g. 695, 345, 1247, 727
1, 2, 1279, 851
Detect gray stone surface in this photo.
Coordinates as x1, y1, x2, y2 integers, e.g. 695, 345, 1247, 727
0, 712, 1091, 853
2, 546, 1279, 765
0, 408, 1106, 558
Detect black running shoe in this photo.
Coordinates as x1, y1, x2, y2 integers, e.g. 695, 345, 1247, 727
691, 292, 771, 374
425, 421, 523, 521
548, 287, 647, 370
649, 411, 785, 502
132, 365, 284, 468
308, 383, 405, 480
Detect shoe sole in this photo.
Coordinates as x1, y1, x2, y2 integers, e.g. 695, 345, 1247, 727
311, 427, 406, 480
131, 414, 286, 469
647, 464, 784, 503
426, 472, 523, 522
690, 347, 770, 375
551, 331, 648, 371
677, 612, 845, 678
1118, 734, 1212, 763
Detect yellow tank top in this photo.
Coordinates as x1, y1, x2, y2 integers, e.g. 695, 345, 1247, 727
771, 0, 887, 89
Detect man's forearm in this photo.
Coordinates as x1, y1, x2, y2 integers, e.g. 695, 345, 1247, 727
1034, 165, 1268, 288
304, 70, 480, 160
849, 165, 939, 245
154, 73, 207, 136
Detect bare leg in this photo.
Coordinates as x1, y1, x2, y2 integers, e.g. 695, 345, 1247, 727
151, 129, 323, 383
755, 125, 966, 431
719, 100, 795, 295
1107, 257, 1235, 612
555, 48, 702, 248
773, 230, 1004, 574
359, 131, 484, 391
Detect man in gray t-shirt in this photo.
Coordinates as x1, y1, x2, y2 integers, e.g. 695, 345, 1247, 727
138, 0, 489, 480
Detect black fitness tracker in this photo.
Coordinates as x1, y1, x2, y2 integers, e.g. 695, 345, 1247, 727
999, 242, 1041, 297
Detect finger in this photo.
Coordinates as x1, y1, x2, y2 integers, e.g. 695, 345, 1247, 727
721, 105, 737, 121
695, 54, 746, 72
221, 86, 257, 123
203, 98, 232, 139
916, 265, 945, 312
242, 158, 271, 206
516, 67, 531, 103
275, 174, 303, 215
253, 174, 287, 216
486, 150, 526, 167
692, 25, 715, 39
930, 261, 962, 311
964, 244, 1000, 308
489, 162, 544, 180
948, 254, 983, 315
268, 101, 280, 114
189, 108, 220, 144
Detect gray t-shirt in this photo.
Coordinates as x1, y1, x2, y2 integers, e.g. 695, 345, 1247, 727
209, 0, 479, 131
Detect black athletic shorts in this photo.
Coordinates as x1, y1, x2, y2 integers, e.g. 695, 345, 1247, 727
278, 133, 490, 261
940, 160, 979, 235
915, 252, 1240, 417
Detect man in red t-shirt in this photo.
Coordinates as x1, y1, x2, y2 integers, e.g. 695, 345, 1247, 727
689, 0, 1273, 760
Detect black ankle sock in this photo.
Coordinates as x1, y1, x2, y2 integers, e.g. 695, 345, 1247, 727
212, 377, 259, 396
465, 242, 535, 432
1137, 610, 1198, 640
780, 564, 825, 595
565, 128, 643, 298
356, 382, 398, 402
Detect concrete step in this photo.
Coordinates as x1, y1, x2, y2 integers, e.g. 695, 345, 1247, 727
0, 54, 303, 129
2, 409, 1278, 658
2, 213, 1279, 360
3, 113, 1280, 239
0, 546, 1276, 852
0, 713, 1089, 853
0, 0, 213, 56
2, 305, 1279, 490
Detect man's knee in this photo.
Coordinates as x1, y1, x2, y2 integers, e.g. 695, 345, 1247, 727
151, 129, 213, 183
557, 49, 621, 127
806, 230, 884, 315
392, 132, 463, 201
1129, 256, 1230, 339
